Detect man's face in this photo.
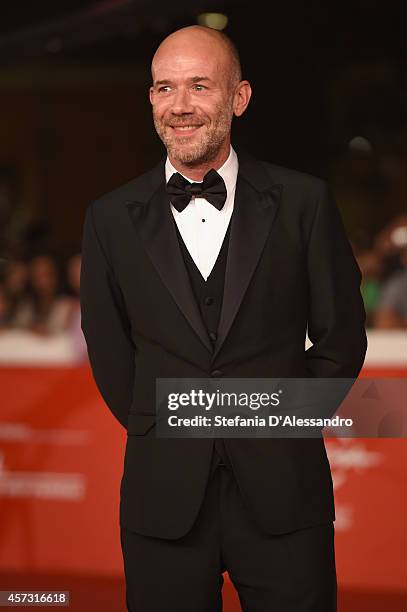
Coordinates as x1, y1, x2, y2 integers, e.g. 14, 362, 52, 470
150, 38, 235, 166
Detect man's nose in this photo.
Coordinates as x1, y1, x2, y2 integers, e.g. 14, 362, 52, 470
170, 87, 194, 115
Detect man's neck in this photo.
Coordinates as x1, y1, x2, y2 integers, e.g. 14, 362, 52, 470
168, 141, 231, 182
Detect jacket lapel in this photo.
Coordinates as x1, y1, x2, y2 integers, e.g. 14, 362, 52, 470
212, 164, 283, 361
126, 163, 213, 353
125, 155, 283, 359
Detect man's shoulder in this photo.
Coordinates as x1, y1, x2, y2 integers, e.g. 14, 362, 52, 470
260, 160, 326, 188
239, 153, 327, 195
89, 159, 165, 218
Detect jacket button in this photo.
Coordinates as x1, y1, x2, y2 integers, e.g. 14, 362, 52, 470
204, 296, 214, 306
209, 331, 217, 342
210, 369, 223, 377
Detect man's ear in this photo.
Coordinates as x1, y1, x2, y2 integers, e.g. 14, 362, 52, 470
149, 86, 155, 105
233, 81, 252, 117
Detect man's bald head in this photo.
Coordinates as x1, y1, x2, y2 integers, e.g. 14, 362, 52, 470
149, 25, 251, 174
151, 25, 242, 90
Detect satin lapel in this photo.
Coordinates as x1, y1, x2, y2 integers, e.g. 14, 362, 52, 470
212, 174, 283, 361
126, 181, 213, 353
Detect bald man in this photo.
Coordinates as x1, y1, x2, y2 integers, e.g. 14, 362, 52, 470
80, 25, 367, 612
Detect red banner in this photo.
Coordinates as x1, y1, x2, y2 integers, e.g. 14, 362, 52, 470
0, 366, 406, 592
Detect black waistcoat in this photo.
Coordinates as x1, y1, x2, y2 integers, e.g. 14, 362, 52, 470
174, 217, 232, 468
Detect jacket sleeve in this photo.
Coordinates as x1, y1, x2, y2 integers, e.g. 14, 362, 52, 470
305, 180, 367, 378
80, 201, 135, 428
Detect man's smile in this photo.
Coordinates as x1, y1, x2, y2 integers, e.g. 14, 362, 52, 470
169, 124, 204, 136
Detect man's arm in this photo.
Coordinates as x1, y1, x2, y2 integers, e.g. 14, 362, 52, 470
80, 201, 135, 428
305, 181, 367, 378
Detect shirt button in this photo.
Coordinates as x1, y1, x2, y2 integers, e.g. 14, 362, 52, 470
204, 297, 214, 306
210, 369, 223, 377
209, 331, 217, 342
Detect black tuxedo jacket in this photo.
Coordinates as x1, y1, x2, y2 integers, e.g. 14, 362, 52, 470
80, 152, 367, 539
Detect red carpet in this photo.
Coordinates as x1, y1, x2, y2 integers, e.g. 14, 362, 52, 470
1, 573, 406, 611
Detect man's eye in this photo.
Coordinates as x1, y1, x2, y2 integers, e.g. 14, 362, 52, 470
158, 86, 171, 93
193, 85, 207, 91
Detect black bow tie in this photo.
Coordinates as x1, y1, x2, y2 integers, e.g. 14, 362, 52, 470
166, 169, 227, 212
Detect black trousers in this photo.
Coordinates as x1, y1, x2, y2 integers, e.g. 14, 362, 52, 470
120, 454, 337, 612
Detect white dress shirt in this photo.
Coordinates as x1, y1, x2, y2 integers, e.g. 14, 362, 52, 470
165, 146, 238, 281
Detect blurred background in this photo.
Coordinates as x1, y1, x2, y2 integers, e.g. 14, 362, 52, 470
0, 1, 406, 610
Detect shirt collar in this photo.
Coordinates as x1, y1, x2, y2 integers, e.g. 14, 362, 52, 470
165, 145, 238, 201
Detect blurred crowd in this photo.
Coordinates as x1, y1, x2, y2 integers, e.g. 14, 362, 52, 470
0, 213, 406, 347
0, 251, 86, 359
355, 213, 407, 329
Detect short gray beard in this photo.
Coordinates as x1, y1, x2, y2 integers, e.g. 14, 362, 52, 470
166, 131, 228, 166
153, 101, 233, 167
